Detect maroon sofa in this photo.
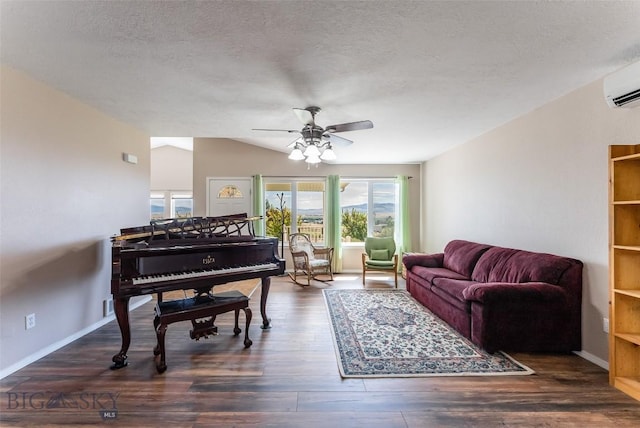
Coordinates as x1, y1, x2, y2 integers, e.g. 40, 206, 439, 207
403, 240, 583, 353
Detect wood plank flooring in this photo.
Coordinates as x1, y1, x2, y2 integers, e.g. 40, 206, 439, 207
1, 274, 639, 427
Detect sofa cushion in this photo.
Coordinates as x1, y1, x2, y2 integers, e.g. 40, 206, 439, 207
442, 240, 493, 278
471, 247, 574, 284
410, 266, 469, 283
431, 277, 478, 312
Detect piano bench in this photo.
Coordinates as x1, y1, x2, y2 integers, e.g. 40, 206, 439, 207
153, 290, 252, 373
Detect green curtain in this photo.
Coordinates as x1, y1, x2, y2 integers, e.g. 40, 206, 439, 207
252, 174, 265, 236
326, 175, 342, 273
395, 175, 412, 270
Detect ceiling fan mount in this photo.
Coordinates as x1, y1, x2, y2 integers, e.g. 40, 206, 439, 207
304, 105, 321, 117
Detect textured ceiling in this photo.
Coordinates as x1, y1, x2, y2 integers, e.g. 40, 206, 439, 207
2, 1, 640, 164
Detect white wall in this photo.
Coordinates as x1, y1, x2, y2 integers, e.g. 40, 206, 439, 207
150, 145, 193, 191
422, 78, 640, 363
0, 67, 150, 376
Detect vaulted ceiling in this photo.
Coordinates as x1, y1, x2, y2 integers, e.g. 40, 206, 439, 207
2, 1, 639, 164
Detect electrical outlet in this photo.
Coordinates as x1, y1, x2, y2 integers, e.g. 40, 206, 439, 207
103, 298, 114, 317
603, 317, 610, 333
25, 313, 36, 330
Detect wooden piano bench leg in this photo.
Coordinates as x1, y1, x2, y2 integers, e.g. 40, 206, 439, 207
233, 309, 241, 336
232, 307, 252, 348
243, 307, 252, 348
153, 315, 161, 356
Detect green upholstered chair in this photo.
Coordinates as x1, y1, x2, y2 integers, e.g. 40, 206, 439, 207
362, 237, 398, 288
289, 233, 334, 286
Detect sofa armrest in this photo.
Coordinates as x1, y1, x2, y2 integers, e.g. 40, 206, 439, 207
402, 253, 444, 270
462, 282, 568, 304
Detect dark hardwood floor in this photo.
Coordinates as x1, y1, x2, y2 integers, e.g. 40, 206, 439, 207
1, 274, 639, 427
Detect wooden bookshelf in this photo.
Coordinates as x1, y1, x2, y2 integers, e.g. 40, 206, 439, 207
609, 144, 640, 402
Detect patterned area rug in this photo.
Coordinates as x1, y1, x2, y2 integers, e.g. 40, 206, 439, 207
323, 289, 534, 378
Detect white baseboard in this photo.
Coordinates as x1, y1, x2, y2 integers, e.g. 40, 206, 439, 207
0, 296, 152, 380
574, 350, 609, 370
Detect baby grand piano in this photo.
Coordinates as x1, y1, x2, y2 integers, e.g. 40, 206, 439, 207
110, 214, 284, 369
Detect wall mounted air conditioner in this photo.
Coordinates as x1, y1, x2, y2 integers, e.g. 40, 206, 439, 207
604, 60, 640, 108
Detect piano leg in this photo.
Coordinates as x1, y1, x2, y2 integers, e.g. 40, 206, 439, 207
154, 322, 168, 374
110, 296, 131, 369
260, 277, 271, 329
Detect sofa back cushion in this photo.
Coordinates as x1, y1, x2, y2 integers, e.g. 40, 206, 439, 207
471, 246, 575, 285
442, 240, 493, 278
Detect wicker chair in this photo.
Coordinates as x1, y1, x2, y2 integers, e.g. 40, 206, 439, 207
288, 233, 334, 286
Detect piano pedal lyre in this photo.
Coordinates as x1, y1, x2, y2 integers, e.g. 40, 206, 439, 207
190, 317, 218, 340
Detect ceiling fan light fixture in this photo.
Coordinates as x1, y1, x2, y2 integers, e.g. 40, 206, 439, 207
288, 147, 305, 160
305, 154, 321, 164
320, 147, 336, 161
303, 144, 320, 157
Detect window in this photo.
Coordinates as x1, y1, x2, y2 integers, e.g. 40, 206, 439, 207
372, 181, 396, 238
296, 181, 325, 242
149, 192, 193, 219
340, 179, 397, 243
265, 182, 292, 243
264, 180, 325, 244
262, 178, 396, 245
217, 185, 243, 198
150, 194, 166, 220
340, 181, 367, 242
171, 194, 193, 218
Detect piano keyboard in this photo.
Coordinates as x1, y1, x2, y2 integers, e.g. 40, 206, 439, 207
131, 262, 279, 285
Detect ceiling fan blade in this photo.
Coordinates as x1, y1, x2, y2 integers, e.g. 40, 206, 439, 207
293, 108, 314, 125
325, 120, 373, 133
252, 128, 300, 133
326, 133, 353, 146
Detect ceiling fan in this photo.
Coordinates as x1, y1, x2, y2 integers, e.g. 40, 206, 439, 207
253, 106, 373, 164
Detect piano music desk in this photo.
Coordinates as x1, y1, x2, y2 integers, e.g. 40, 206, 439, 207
153, 290, 252, 373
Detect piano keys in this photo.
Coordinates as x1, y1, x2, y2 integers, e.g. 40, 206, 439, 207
131, 262, 280, 286
110, 214, 284, 369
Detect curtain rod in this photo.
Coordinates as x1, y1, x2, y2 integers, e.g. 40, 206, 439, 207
261, 175, 413, 179
341, 176, 414, 179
